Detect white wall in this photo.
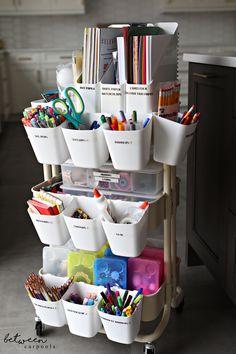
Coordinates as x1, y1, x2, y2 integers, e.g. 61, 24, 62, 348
0, 0, 235, 50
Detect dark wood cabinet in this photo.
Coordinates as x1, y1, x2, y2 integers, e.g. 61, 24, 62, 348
186, 62, 236, 304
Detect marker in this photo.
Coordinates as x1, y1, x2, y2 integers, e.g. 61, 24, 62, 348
132, 110, 137, 123
100, 115, 111, 130
118, 122, 125, 131
133, 294, 143, 305
115, 291, 123, 307
133, 288, 143, 300
119, 110, 127, 122
90, 120, 98, 130
143, 117, 150, 128
111, 116, 118, 131
122, 290, 129, 305
123, 294, 132, 308
115, 306, 121, 316
100, 291, 109, 304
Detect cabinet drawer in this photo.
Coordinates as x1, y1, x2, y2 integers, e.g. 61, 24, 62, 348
43, 52, 72, 63
8, 52, 40, 64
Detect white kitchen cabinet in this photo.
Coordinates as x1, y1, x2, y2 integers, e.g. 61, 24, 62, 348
7, 50, 72, 114
9, 65, 42, 113
18, 0, 51, 13
0, 0, 16, 13
0, 0, 85, 15
160, 0, 236, 12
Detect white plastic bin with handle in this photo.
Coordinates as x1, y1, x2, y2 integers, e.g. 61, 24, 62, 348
24, 121, 69, 165
62, 113, 109, 168
63, 196, 107, 251
28, 195, 73, 246
62, 283, 104, 337
153, 114, 198, 166
101, 200, 149, 257
103, 114, 152, 171
29, 274, 69, 327
98, 288, 143, 344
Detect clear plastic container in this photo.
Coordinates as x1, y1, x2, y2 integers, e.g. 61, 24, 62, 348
94, 257, 127, 289
61, 159, 163, 196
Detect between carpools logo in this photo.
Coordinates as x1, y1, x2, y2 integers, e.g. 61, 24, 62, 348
3, 332, 56, 350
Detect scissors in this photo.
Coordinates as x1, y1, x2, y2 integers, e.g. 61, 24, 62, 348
52, 86, 85, 129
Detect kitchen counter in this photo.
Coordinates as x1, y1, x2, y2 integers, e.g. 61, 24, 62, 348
183, 52, 236, 68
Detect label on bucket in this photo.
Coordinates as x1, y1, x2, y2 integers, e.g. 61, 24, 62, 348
33, 135, 49, 139
100, 316, 131, 326
67, 308, 88, 316
34, 303, 56, 310
73, 225, 89, 230
35, 219, 53, 225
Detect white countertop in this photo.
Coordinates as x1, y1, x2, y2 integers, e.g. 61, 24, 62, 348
183, 52, 236, 68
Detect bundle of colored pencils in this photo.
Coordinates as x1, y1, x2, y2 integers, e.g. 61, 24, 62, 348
25, 273, 73, 302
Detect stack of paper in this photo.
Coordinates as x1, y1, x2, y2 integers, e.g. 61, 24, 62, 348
116, 25, 163, 85
82, 27, 122, 84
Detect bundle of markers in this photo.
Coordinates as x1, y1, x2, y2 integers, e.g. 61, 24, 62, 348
99, 283, 143, 317
66, 292, 98, 306
21, 106, 65, 128
99, 111, 150, 131
25, 273, 73, 302
178, 104, 200, 125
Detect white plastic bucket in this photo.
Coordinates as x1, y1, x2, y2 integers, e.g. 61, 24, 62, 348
103, 114, 152, 171
24, 121, 69, 165
63, 196, 107, 251
62, 113, 109, 168
98, 288, 142, 344
29, 274, 69, 327
28, 195, 72, 246
101, 200, 149, 257
153, 114, 198, 166
62, 283, 104, 337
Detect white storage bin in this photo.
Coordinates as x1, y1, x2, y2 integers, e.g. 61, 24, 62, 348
62, 113, 109, 169
30, 274, 68, 327
28, 195, 73, 246
98, 288, 142, 344
103, 114, 152, 171
124, 82, 154, 114
62, 283, 103, 337
24, 121, 69, 165
153, 114, 198, 166
101, 200, 149, 257
76, 83, 98, 113
98, 83, 123, 114
63, 196, 107, 251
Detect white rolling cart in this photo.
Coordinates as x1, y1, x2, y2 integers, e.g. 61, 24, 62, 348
24, 21, 190, 354
32, 162, 184, 354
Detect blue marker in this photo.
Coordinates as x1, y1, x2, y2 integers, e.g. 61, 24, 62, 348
134, 288, 143, 300
143, 118, 150, 128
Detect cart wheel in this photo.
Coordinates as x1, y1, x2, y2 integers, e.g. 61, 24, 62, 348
35, 320, 43, 337
143, 343, 156, 354
175, 298, 185, 313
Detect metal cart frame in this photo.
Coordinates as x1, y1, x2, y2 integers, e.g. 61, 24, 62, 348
35, 163, 184, 354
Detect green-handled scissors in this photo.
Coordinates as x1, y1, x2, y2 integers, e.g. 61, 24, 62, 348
52, 86, 85, 129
